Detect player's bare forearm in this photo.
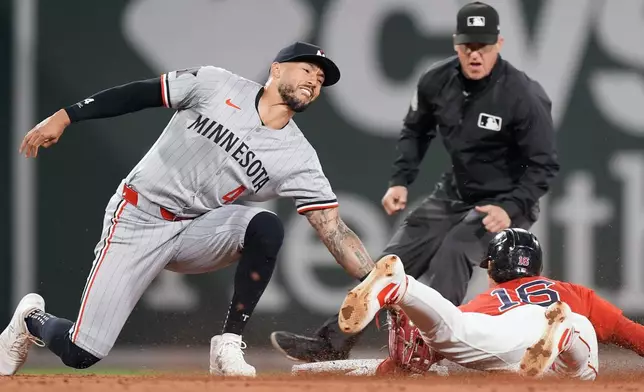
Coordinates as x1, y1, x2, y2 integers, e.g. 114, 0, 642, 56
305, 207, 375, 279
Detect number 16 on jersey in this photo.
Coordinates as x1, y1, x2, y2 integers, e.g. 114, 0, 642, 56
491, 280, 561, 312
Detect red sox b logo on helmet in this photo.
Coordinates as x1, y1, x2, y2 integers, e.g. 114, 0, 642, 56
518, 256, 530, 266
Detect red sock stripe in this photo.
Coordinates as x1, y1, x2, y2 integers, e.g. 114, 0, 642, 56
581, 336, 597, 378
588, 363, 598, 377
71, 199, 127, 342
558, 328, 572, 352
579, 335, 592, 351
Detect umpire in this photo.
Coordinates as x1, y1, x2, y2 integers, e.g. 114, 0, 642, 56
271, 1, 560, 362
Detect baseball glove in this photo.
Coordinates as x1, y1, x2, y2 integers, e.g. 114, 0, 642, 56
375, 308, 439, 375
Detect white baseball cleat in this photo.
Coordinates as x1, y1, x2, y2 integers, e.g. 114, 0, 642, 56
209, 333, 256, 377
0, 293, 46, 376
519, 301, 575, 378
338, 254, 408, 334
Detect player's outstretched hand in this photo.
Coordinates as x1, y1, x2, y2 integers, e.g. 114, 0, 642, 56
19, 109, 70, 158
475, 204, 511, 233
382, 186, 408, 215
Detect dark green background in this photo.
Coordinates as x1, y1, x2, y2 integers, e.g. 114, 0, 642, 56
0, 0, 12, 326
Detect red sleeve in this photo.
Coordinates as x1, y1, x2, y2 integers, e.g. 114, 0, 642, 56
582, 289, 623, 342
580, 286, 644, 356
610, 317, 644, 357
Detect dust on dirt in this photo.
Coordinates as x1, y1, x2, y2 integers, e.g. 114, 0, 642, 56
2, 372, 644, 392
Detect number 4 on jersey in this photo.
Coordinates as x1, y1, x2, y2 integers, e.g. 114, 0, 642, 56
222, 185, 246, 204
490, 279, 561, 312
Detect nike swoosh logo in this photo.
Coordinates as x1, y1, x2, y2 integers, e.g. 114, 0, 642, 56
225, 98, 241, 110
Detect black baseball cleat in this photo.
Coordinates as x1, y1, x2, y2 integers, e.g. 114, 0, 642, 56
270, 331, 349, 362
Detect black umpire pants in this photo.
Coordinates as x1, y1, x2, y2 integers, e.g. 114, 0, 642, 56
315, 194, 538, 354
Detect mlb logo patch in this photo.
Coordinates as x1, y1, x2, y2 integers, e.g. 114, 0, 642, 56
478, 113, 502, 131
518, 256, 530, 266
467, 16, 485, 27
316, 49, 325, 57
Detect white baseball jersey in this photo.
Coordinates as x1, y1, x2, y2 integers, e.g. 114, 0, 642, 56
124, 65, 338, 216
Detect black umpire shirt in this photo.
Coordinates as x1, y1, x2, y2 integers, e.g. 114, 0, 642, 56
389, 55, 560, 220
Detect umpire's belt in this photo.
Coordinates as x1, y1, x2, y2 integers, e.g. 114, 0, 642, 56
121, 184, 193, 222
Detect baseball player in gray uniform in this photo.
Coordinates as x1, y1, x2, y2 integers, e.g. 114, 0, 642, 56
1, 42, 376, 377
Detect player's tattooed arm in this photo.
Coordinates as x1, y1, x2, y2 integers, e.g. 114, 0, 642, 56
305, 207, 375, 279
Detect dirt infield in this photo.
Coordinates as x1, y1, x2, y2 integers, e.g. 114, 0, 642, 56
3, 372, 644, 392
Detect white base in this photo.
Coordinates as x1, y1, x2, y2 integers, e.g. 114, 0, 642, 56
291, 359, 450, 377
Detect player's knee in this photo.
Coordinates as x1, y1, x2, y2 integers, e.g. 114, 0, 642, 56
60, 339, 102, 369
244, 211, 284, 260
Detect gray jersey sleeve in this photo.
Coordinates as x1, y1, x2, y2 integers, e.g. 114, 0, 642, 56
277, 155, 338, 215
160, 66, 231, 110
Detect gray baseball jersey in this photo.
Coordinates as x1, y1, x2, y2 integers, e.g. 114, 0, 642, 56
127, 65, 338, 215
68, 66, 339, 357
